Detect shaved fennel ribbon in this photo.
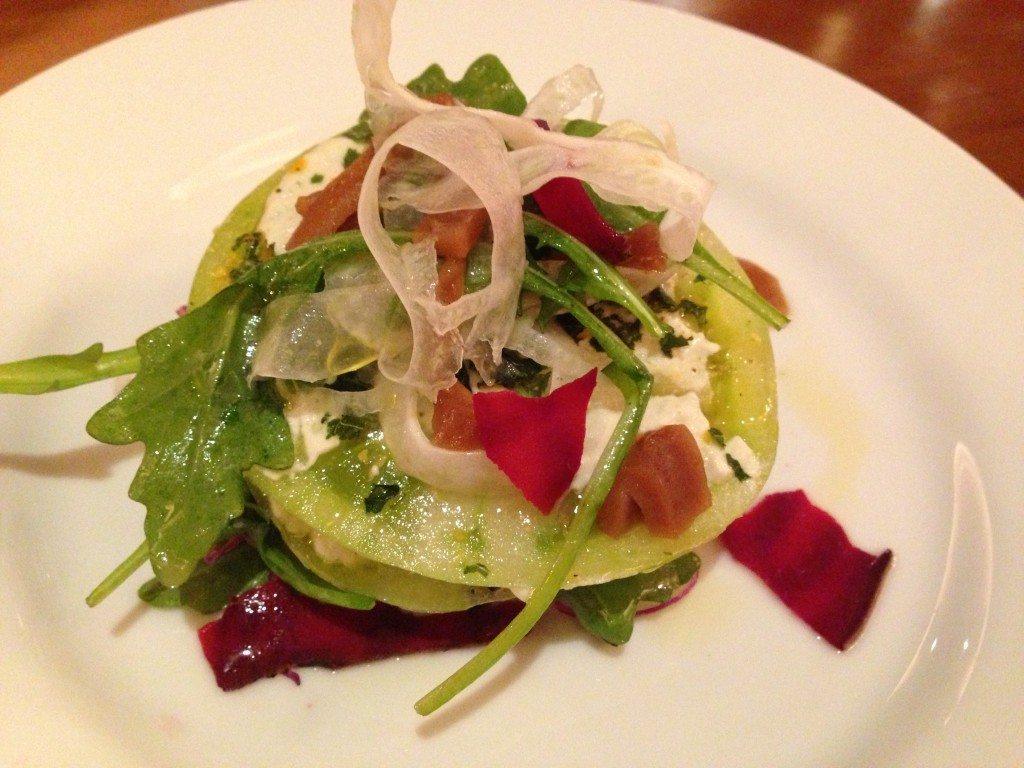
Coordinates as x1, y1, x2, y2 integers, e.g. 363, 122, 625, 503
377, 378, 514, 494
356, 109, 525, 395
350, 0, 712, 396
352, 0, 713, 264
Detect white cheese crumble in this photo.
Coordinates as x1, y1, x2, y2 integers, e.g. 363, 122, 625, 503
258, 135, 360, 252
634, 312, 719, 395
568, 308, 757, 490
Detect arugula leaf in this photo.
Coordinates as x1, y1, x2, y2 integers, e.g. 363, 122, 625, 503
346, 55, 526, 143
250, 522, 375, 610
86, 284, 294, 588
524, 213, 670, 343
559, 552, 701, 645
414, 265, 653, 716
685, 240, 789, 330
408, 54, 526, 115
137, 517, 376, 613
138, 537, 268, 614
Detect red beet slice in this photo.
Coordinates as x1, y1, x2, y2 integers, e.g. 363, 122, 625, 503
532, 177, 627, 259
721, 490, 892, 650
472, 368, 598, 513
198, 576, 521, 691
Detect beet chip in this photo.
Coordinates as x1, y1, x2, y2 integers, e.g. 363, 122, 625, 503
198, 576, 520, 690
721, 490, 891, 650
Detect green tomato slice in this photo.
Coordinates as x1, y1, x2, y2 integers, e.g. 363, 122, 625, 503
273, 517, 515, 613
197, 149, 777, 597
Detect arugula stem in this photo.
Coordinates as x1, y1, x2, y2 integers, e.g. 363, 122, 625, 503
685, 241, 789, 330
245, 229, 412, 298
85, 540, 149, 607
0, 343, 140, 394
523, 213, 670, 341
414, 266, 651, 716
525, 211, 788, 331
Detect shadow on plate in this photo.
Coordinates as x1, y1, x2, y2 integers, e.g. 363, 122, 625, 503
0, 442, 141, 479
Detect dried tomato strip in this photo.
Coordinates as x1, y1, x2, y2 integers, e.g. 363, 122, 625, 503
286, 146, 375, 250
597, 425, 711, 538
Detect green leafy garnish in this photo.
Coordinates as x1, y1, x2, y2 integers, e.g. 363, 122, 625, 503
228, 231, 274, 284
559, 552, 701, 645
85, 541, 149, 607
685, 240, 789, 330
86, 284, 294, 588
250, 522, 375, 609
407, 54, 526, 115
414, 264, 653, 716
495, 349, 551, 396
364, 483, 402, 514
322, 412, 377, 441
524, 213, 671, 344
0, 343, 139, 394
138, 537, 268, 614
137, 517, 375, 612
346, 55, 527, 142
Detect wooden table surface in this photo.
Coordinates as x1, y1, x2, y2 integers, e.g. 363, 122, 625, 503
2, 0, 1021, 196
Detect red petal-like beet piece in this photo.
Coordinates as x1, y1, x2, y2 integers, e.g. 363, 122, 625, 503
198, 576, 520, 691
721, 490, 892, 650
472, 368, 598, 513
532, 177, 627, 260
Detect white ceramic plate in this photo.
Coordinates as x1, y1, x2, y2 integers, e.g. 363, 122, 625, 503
1, 1, 1021, 765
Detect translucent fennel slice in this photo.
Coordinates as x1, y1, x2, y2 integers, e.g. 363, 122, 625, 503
242, 229, 776, 592
521, 64, 604, 128
356, 109, 525, 394
376, 378, 514, 495
352, 0, 712, 260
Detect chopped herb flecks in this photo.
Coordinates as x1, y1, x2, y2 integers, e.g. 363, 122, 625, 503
322, 413, 376, 441
462, 563, 491, 578
496, 349, 551, 397
726, 453, 752, 481
228, 231, 274, 283
364, 483, 401, 514
590, 304, 643, 351
659, 332, 690, 356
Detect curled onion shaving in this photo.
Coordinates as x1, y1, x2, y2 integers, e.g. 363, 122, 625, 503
351, 0, 712, 261
522, 64, 604, 128
356, 109, 526, 395
377, 378, 515, 494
